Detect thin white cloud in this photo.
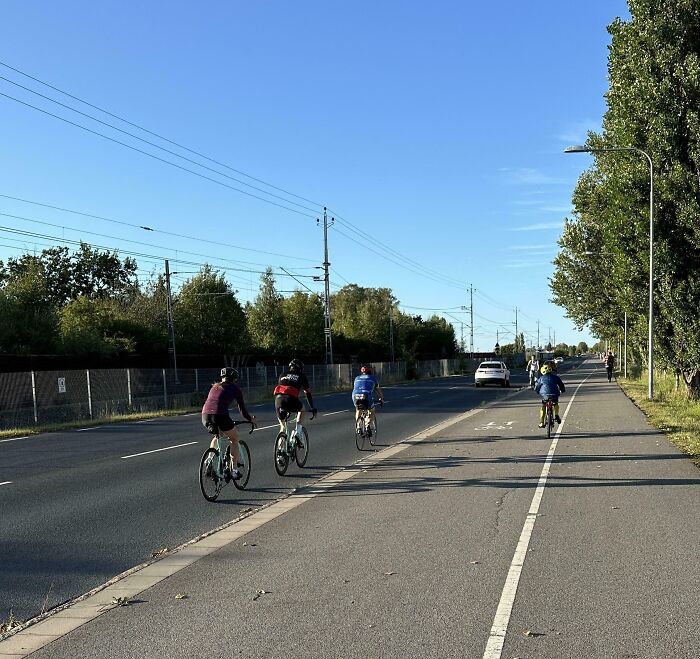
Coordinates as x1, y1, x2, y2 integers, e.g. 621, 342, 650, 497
558, 118, 601, 144
510, 222, 564, 232
504, 260, 554, 269
500, 167, 568, 186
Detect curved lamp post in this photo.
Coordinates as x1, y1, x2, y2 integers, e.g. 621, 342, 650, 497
565, 144, 654, 399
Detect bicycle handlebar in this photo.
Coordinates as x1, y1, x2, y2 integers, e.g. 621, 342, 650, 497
232, 420, 256, 434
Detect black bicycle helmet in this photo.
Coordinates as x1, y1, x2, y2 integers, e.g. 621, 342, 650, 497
220, 366, 239, 381
288, 359, 304, 374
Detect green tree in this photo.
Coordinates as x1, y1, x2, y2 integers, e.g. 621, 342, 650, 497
552, 0, 700, 395
247, 268, 286, 353
281, 291, 324, 355
577, 341, 589, 354
0, 243, 138, 306
331, 284, 396, 350
0, 263, 58, 353
175, 266, 247, 355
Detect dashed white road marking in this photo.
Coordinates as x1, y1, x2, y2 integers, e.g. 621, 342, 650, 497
405, 394, 419, 399
121, 442, 198, 459
323, 410, 349, 416
0, 436, 29, 443
0, 481, 12, 486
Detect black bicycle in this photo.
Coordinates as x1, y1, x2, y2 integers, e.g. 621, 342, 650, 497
199, 421, 254, 502
541, 398, 556, 438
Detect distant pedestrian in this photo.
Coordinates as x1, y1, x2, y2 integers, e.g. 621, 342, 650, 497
604, 351, 615, 382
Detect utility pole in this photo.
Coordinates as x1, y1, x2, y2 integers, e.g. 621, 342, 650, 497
536, 320, 540, 353
389, 308, 395, 362
470, 284, 474, 357
164, 259, 179, 383
515, 307, 519, 350
318, 208, 334, 365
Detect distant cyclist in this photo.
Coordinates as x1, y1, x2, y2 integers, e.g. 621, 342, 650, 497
526, 355, 540, 388
201, 367, 257, 480
352, 364, 384, 432
534, 363, 565, 427
273, 359, 317, 438
604, 350, 616, 382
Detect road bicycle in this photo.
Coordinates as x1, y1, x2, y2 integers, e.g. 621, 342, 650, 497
274, 409, 315, 476
199, 420, 253, 502
354, 397, 382, 450
541, 398, 556, 439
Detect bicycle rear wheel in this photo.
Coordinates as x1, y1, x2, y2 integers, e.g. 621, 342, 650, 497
274, 432, 289, 475
199, 448, 223, 502
355, 417, 365, 450
546, 408, 553, 439
295, 427, 309, 467
368, 413, 377, 446
233, 439, 251, 489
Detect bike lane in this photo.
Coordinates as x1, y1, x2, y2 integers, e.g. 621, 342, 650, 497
2, 362, 697, 658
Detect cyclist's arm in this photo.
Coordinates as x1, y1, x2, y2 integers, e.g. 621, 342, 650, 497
233, 388, 255, 423
374, 382, 384, 401
300, 374, 315, 410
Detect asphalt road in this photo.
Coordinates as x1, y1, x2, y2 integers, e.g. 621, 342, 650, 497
1, 368, 530, 621
6, 357, 697, 659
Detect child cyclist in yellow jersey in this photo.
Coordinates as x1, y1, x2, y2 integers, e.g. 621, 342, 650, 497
534, 363, 565, 427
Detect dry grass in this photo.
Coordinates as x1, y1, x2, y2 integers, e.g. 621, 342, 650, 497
619, 371, 700, 467
0, 407, 198, 440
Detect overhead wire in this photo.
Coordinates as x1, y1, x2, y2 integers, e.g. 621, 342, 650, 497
0, 60, 324, 209
0, 193, 319, 263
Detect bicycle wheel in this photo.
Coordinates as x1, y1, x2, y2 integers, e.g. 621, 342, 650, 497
368, 413, 377, 446
199, 448, 223, 502
295, 427, 309, 467
546, 408, 553, 439
274, 432, 289, 476
355, 417, 365, 450
233, 439, 251, 490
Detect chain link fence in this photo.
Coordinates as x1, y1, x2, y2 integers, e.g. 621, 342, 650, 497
0, 358, 471, 430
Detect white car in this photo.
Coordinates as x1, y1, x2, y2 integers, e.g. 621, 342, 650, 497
474, 361, 510, 387
554, 356, 564, 364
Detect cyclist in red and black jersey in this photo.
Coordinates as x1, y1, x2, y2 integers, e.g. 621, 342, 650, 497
273, 359, 317, 436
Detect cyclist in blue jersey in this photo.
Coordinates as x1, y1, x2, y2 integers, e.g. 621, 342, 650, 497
352, 364, 384, 432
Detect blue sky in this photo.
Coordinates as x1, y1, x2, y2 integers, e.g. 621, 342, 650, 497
0, 1, 630, 352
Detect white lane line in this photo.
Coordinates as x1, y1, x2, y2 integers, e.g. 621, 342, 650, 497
0, 481, 12, 486
136, 419, 156, 424
483, 373, 592, 659
429, 390, 440, 394
76, 427, 104, 432
405, 394, 419, 399
253, 424, 279, 431
323, 410, 349, 416
449, 386, 460, 390
0, 436, 30, 443
121, 442, 198, 459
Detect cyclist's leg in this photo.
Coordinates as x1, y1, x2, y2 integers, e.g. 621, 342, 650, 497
539, 400, 545, 426
554, 400, 561, 422
222, 425, 241, 469
274, 395, 287, 433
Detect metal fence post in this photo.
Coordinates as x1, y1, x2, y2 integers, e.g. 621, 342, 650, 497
86, 369, 93, 419
30, 371, 38, 424
162, 368, 168, 408
126, 368, 132, 407
246, 367, 250, 398
195, 368, 199, 392
312, 364, 316, 390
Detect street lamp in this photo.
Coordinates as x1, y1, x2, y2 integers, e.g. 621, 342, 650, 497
565, 144, 654, 399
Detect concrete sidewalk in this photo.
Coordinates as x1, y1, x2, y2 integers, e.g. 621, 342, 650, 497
2, 361, 698, 658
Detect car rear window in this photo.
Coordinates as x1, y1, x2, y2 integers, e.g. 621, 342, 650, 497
479, 363, 502, 369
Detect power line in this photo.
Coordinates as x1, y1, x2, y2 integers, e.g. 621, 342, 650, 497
0, 90, 317, 219
0, 73, 321, 215
0, 60, 324, 209
0, 193, 319, 263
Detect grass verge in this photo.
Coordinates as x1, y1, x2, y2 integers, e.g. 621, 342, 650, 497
619, 372, 700, 467
0, 407, 199, 441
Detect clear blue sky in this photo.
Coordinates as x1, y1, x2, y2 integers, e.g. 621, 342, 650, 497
0, 1, 630, 352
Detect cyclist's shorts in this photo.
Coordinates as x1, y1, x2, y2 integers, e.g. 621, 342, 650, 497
540, 396, 559, 404
353, 392, 373, 410
275, 393, 303, 421
202, 413, 234, 434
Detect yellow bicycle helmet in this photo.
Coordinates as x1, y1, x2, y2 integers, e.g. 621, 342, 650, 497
540, 364, 551, 375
